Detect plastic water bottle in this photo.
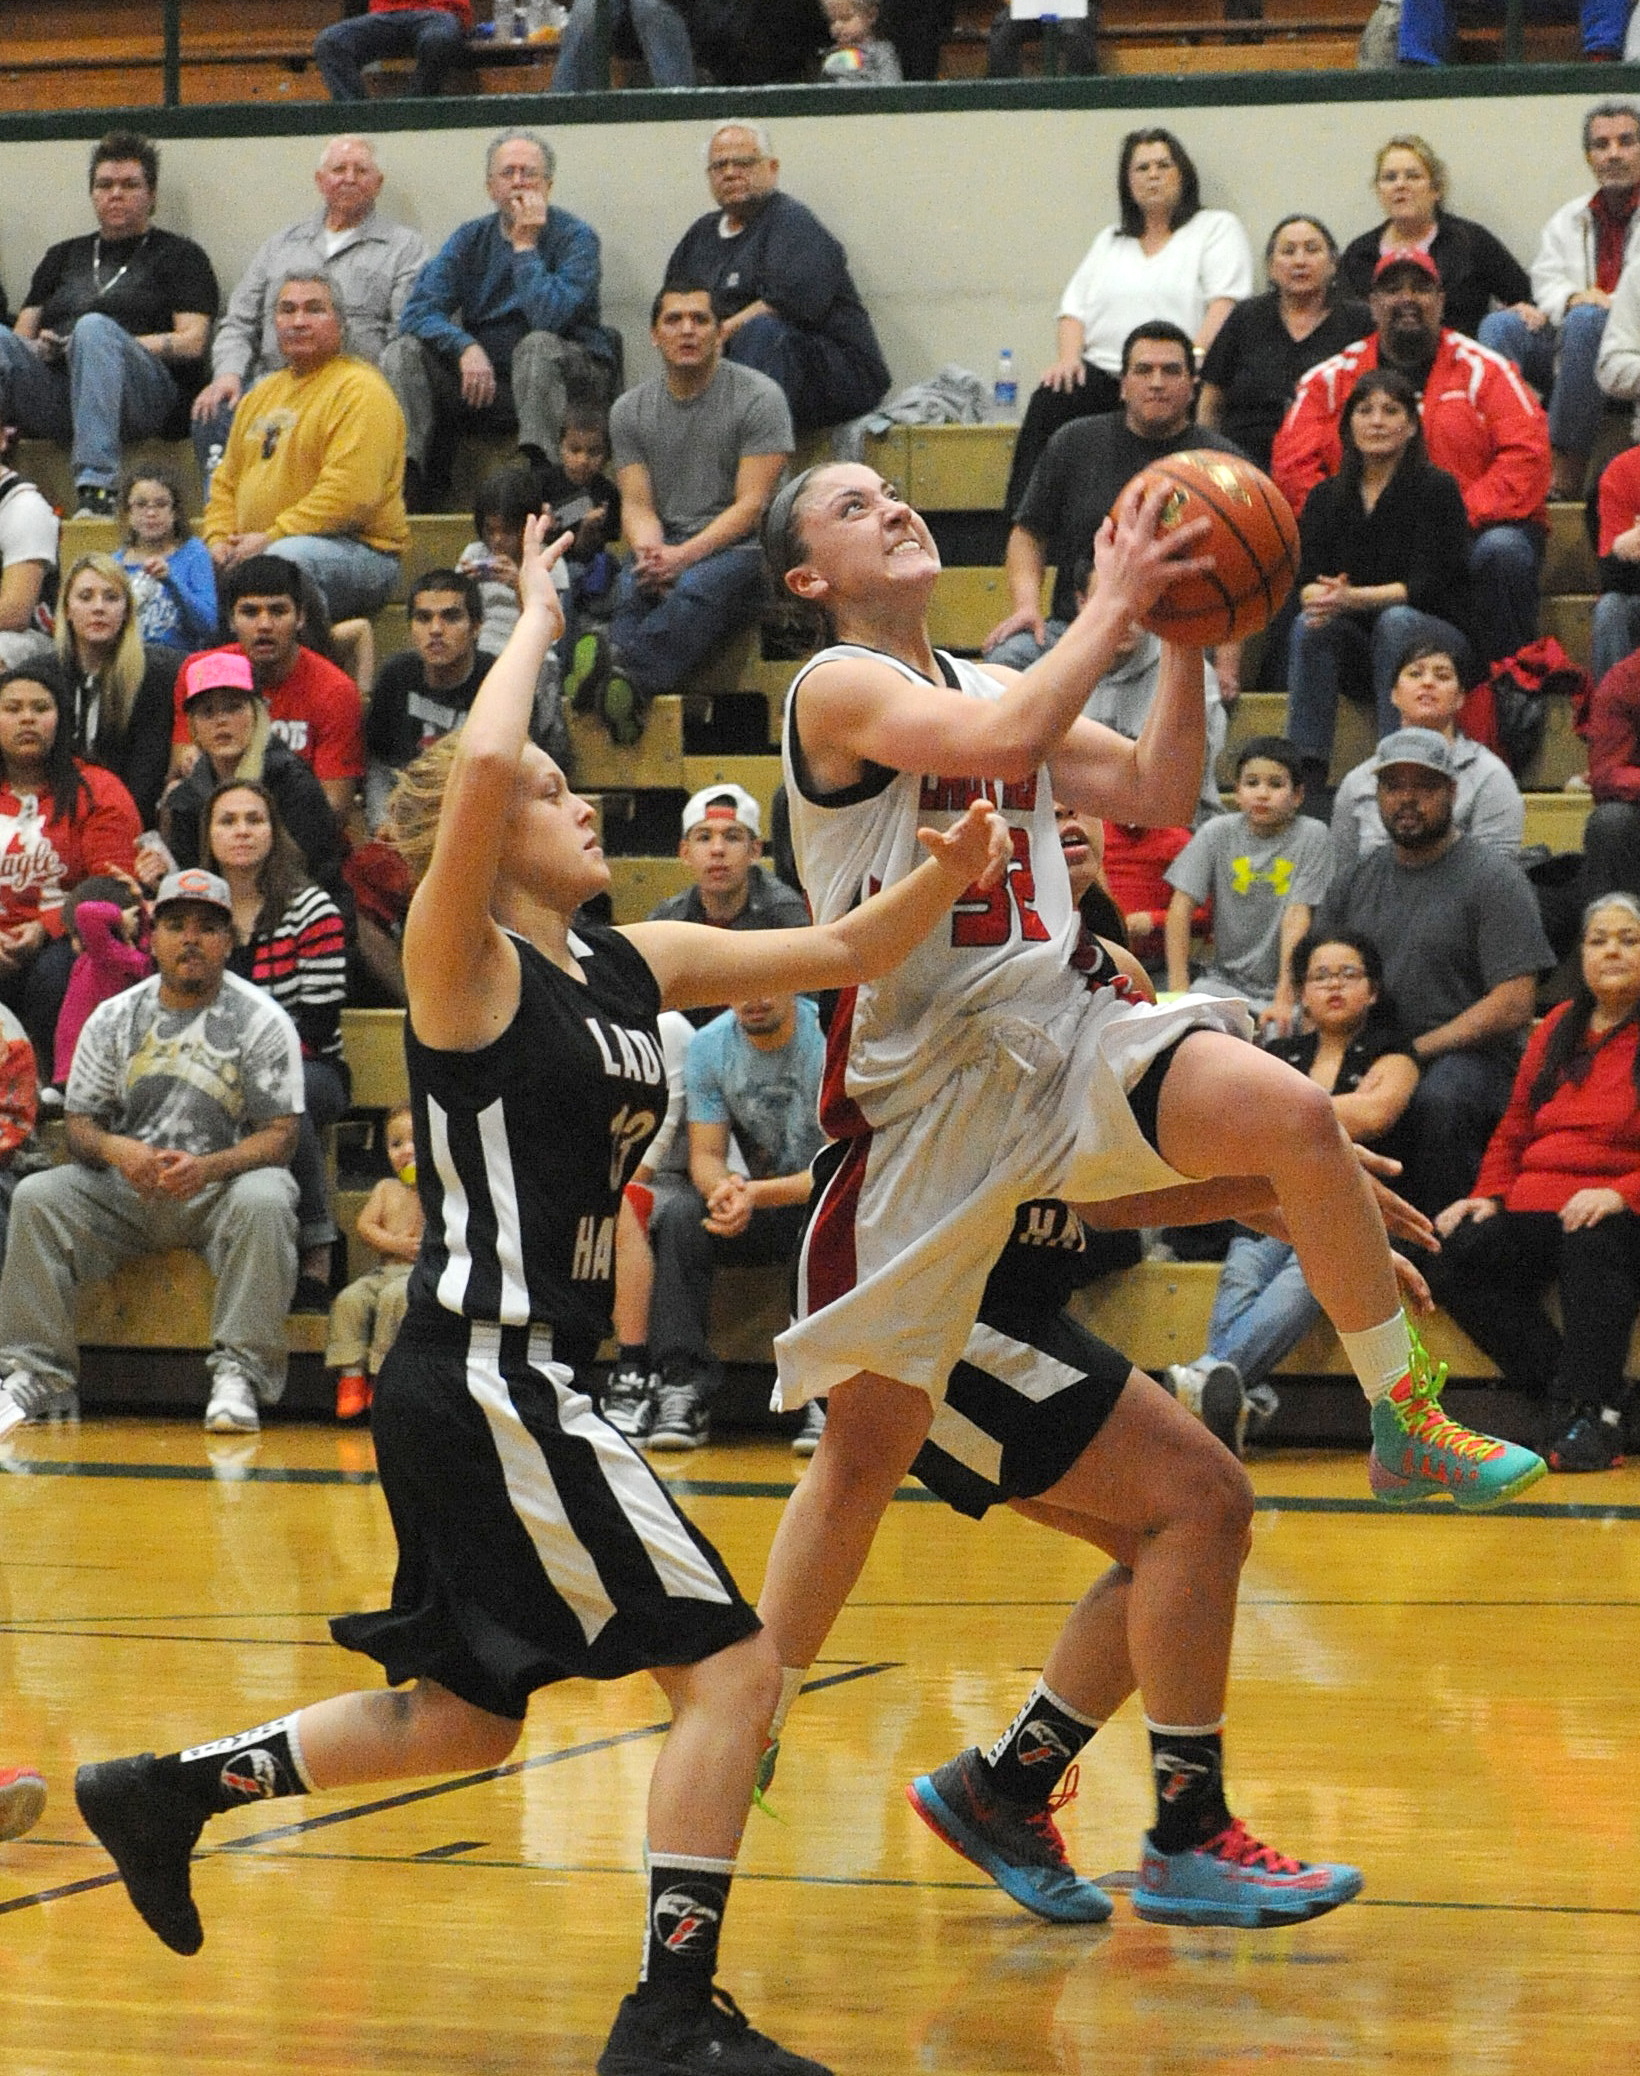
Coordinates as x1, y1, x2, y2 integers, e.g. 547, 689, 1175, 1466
994, 348, 1018, 415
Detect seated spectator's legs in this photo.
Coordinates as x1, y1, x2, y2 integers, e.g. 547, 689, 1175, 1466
1368, 605, 1472, 737
648, 1174, 806, 1399
368, 1263, 413, 1374
510, 332, 612, 465
1396, 0, 1449, 63
66, 314, 180, 499
984, 617, 1068, 673
1428, 1207, 1563, 1389
1581, 0, 1629, 56
1400, 1049, 1518, 1215
1545, 302, 1609, 475
265, 537, 400, 625
290, 1059, 350, 1257
0, 329, 73, 450
1477, 308, 1557, 393
1466, 523, 1543, 665
985, 10, 1098, 73
550, 0, 696, 89
723, 315, 883, 432
1591, 592, 1640, 683
314, 9, 464, 98
0, 1166, 151, 1390
609, 542, 765, 696
380, 335, 515, 507
1283, 610, 1372, 771
1002, 369, 1122, 518
1202, 1230, 1324, 1390
1580, 799, 1640, 900
0, 939, 78, 1083
198, 1166, 301, 1404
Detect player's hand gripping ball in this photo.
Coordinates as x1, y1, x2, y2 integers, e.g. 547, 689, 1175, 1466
1118, 450, 1300, 646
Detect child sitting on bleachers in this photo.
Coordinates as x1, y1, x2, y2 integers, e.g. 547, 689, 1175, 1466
326, 1102, 423, 1421
112, 463, 218, 657
529, 403, 620, 615
457, 462, 572, 660
819, 0, 904, 82
53, 875, 153, 1089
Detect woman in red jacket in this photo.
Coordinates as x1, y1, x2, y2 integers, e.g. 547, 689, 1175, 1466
0, 660, 139, 1067
1432, 892, 1640, 1471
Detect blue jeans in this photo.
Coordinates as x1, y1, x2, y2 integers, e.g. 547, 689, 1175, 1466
1284, 604, 1471, 763
0, 312, 180, 493
1205, 1231, 1323, 1390
1592, 591, 1640, 683
726, 314, 886, 432
986, 618, 1068, 672
1469, 523, 1543, 665
1399, 0, 1628, 62
1478, 301, 1607, 462
548, 0, 695, 88
1400, 1048, 1519, 1215
610, 542, 765, 696
313, 8, 466, 97
265, 536, 401, 623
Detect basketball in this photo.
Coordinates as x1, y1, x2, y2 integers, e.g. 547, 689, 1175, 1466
1117, 450, 1300, 647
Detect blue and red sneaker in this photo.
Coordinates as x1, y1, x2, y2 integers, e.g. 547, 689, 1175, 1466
907, 1748, 1113, 1923
1133, 1817, 1363, 1927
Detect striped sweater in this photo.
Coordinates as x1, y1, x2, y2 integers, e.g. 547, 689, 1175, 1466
228, 883, 346, 1066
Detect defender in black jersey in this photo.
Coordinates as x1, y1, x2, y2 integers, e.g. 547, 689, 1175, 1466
75, 515, 1012, 2076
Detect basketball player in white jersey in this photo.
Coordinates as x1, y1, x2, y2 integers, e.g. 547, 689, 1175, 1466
751, 461, 1544, 1925
73, 513, 1010, 2076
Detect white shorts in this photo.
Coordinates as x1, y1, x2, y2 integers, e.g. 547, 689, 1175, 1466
774, 987, 1251, 1409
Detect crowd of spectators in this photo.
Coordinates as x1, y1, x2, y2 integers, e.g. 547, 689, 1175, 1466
6, 100, 1640, 1470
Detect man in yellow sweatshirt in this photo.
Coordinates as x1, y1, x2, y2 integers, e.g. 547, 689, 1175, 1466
204, 269, 408, 624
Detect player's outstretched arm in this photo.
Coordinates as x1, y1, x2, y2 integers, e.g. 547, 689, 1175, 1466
626, 799, 1009, 1013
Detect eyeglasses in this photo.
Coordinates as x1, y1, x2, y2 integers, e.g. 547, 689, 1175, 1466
707, 155, 765, 175
1306, 966, 1367, 986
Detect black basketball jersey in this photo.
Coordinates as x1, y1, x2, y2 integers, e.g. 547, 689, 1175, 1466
406, 925, 666, 1355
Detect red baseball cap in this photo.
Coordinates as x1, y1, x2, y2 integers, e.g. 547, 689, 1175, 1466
1372, 248, 1442, 287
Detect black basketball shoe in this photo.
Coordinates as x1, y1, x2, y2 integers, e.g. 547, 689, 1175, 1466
598, 1987, 833, 2074
75, 1754, 206, 1955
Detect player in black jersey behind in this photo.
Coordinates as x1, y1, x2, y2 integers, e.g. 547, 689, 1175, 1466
74, 515, 1010, 2076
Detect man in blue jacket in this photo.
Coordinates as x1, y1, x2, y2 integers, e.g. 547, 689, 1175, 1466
381, 128, 618, 507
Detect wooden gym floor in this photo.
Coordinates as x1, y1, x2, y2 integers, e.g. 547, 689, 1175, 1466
0, 1416, 1636, 2072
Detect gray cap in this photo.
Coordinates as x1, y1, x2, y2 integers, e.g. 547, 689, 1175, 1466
1371, 727, 1458, 781
153, 868, 233, 919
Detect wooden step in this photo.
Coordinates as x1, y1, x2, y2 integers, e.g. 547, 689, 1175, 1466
608, 854, 693, 922
1222, 688, 1590, 792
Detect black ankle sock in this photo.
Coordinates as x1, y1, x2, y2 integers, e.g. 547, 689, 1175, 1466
1147, 1721, 1232, 1854
618, 1342, 651, 1374
637, 1852, 733, 2004
979, 1680, 1099, 1807
155, 1716, 313, 1819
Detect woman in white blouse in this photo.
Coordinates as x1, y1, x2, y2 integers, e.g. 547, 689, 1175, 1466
1004, 127, 1253, 515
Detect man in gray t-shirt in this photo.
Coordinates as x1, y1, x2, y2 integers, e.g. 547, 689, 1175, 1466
0, 870, 303, 1438
601, 284, 793, 713
1314, 728, 1552, 1213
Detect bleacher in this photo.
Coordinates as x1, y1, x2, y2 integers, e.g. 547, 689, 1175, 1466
32, 413, 1614, 1431
0, 0, 1604, 113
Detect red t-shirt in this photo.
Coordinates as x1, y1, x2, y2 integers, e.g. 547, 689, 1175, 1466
173, 644, 365, 783
0, 762, 140, 937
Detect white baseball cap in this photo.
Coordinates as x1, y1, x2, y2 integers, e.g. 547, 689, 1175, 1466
682, 782, 761, 839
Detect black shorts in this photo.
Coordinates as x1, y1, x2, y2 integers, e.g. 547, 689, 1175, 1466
330, 1311, 760, 1719
909, 1297, 1134, 1520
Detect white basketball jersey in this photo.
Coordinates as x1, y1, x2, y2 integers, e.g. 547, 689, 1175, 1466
782, 643, 1079, 1133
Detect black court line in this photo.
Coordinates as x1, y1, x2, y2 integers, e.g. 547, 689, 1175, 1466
6, 1454, 1640, 1523
0, 1662, 901, 1921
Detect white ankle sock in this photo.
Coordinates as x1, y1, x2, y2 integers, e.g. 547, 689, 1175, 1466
1338, 1312, 1412, 1406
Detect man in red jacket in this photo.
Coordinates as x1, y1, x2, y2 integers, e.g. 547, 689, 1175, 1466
1273, 250, 1552, 666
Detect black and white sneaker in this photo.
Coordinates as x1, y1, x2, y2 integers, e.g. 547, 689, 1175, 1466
1162, 1360, 1247, 1456
598, 1986, 833, 2074
791, 1400, 826, 1458
1548, 1405, 1625, 1473
646, 1379, 709, 1453
75, 1753, 206, 1955
602, 1362, 657, 1440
